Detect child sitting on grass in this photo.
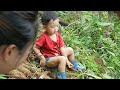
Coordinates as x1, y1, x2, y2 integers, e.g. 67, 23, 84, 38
33, 11, 85, 79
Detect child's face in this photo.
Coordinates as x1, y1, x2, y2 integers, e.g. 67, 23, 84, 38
45, 19, 60, 35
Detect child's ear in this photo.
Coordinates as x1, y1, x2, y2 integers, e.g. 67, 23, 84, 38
3, 45, 17, 62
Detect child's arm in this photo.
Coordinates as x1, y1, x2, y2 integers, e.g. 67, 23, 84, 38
60, 46, 73, 68
33, 44, 46, 66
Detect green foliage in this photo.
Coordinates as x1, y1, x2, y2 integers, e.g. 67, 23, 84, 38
0, 74, 8, 79
57, 11, 120, 79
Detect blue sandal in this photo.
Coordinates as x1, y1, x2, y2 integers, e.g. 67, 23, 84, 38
71, 60, 85, 70
56, 72, 66, 79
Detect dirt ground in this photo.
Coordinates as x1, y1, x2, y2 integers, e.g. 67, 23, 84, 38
8, 51, 80, 79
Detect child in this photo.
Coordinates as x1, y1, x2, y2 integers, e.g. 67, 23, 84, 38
33, 11, 85, 79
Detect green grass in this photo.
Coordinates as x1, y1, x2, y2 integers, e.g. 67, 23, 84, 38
0, 74, 8, 79
57, 11, 120, 79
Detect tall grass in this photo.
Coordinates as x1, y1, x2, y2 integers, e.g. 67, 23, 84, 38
57, 11, 120, 79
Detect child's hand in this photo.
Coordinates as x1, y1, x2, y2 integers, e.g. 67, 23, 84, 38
67, 61, 73, 68
40, 59, 46, 66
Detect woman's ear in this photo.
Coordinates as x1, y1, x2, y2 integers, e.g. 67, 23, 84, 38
0, 45, 19, 73
3, 45, 18, 62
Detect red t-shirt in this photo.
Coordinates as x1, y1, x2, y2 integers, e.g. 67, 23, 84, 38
35, 32, 64, 58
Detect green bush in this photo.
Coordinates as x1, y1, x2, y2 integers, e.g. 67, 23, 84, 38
58, 11, 120, 79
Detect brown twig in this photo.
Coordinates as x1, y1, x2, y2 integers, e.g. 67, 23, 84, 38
83, 73, 102, 79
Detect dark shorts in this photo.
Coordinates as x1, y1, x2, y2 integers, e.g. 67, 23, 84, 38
45, 57, 51, 62
45, 57, 58, 69
46, 55, 62, 62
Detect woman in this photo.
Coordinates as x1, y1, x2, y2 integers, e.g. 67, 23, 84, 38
0, 11, 38, 73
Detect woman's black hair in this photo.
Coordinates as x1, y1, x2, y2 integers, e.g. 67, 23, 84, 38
0, 11, 38, 50
41, 11, 58, 25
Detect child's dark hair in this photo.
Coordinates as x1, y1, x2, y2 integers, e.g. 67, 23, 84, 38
41, 11, 58, 25
0, 11, 38, 50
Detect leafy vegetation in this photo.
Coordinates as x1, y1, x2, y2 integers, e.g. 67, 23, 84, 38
0, 74, 8, 79
57, 11, 120, 79
2, 11, 119, 79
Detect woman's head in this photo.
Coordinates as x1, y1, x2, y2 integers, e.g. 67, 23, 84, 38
0, 11, 38, 73
41, 11, 60, 35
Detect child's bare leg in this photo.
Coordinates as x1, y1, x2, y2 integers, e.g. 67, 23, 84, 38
46, 56, 66, 72
65, 47, 85, 70
46, 56, 67, 79
65, 47, 75, 62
